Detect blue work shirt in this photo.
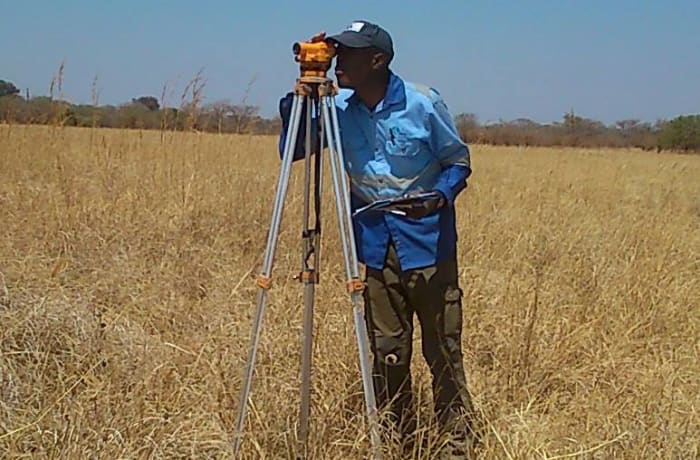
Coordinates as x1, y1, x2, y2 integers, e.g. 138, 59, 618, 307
279, 72, 471, 271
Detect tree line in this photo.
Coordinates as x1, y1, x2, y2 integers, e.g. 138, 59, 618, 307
1, 78, 698, 152
456, 110, 699, 152
0, 79, 281, 135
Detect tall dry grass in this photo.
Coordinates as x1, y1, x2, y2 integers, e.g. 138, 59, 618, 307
0, 124, 698, 459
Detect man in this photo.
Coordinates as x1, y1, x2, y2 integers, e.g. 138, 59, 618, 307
279, 21, 476, 453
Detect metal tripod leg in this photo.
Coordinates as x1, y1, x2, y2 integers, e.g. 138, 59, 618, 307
232, 92, 305, 458
298, 95, 321, 454
321, 93, 382, 460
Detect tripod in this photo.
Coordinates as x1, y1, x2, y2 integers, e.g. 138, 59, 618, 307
231, 60, 382, 458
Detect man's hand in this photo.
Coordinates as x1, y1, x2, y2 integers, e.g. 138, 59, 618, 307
309, 32, 327, 43
393, 192, 446, 219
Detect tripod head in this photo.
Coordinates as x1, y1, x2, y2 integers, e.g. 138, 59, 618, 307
293, 41, 335, 78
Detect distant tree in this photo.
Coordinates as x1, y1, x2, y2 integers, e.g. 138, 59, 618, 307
510, 118, 539, 128
230, 104, 259, 133
132, 96, 160, 111
0, 93, 25, 122
561, 110, 608, 146
615, 119, 641, 133
658, 115, 700, 152
24, 97, 54, 124
117, 102, 152, 129
455, 113, 480, 128
71, 104, 101, 127
454, 113, 481, 142
0, 80, 20, 97
614, 119, 658, 149
563, 110, 605, 133
57, 102, 78, 126
203, 100, 235, 133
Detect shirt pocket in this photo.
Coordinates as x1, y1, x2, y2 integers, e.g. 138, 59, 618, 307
384, 129, 430, 178
385, 130, 422, 157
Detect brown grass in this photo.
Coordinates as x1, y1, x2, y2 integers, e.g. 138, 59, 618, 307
0, 124, 698, 459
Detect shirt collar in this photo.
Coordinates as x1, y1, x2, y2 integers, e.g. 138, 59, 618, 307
347, 72, 405, 112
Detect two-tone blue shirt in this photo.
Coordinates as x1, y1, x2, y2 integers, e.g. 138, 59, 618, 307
279, 72, 471, 271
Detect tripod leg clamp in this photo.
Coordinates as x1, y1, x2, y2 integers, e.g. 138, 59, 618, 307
256, 275, 273, 290
295, 270, 319, 284
303, 270, 319, 283
346, 278, 365, 294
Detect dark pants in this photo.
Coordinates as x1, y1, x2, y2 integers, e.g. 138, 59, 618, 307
364, 244, 475, 440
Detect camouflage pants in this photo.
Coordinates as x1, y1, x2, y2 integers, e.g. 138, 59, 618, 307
364, 243, 475, 439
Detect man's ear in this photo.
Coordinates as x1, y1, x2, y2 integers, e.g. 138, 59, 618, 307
371, 52, 390, 70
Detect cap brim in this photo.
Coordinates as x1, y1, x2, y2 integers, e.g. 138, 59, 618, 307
327, 31, 373, 48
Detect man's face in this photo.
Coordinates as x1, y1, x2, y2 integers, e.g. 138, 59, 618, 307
333, 44, 381, 89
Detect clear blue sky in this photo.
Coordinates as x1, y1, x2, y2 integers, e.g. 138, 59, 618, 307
2, 0, 698, 124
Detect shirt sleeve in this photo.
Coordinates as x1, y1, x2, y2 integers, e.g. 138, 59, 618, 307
425, 91, 472, 206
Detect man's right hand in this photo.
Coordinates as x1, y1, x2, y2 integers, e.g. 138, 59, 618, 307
392, 193, 446, 219
309, 32, 327, 43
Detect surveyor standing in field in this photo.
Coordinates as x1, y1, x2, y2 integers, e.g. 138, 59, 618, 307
279, 21, 477, 456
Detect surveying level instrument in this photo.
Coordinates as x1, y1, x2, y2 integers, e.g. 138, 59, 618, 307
231, 40, 382, 459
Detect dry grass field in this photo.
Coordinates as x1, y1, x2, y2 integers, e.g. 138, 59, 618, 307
0, 124, 698, 459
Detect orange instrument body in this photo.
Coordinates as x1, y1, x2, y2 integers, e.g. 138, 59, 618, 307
293, 41, 336, 77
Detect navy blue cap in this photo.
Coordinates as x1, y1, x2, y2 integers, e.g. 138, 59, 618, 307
327, 21, 394, 58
